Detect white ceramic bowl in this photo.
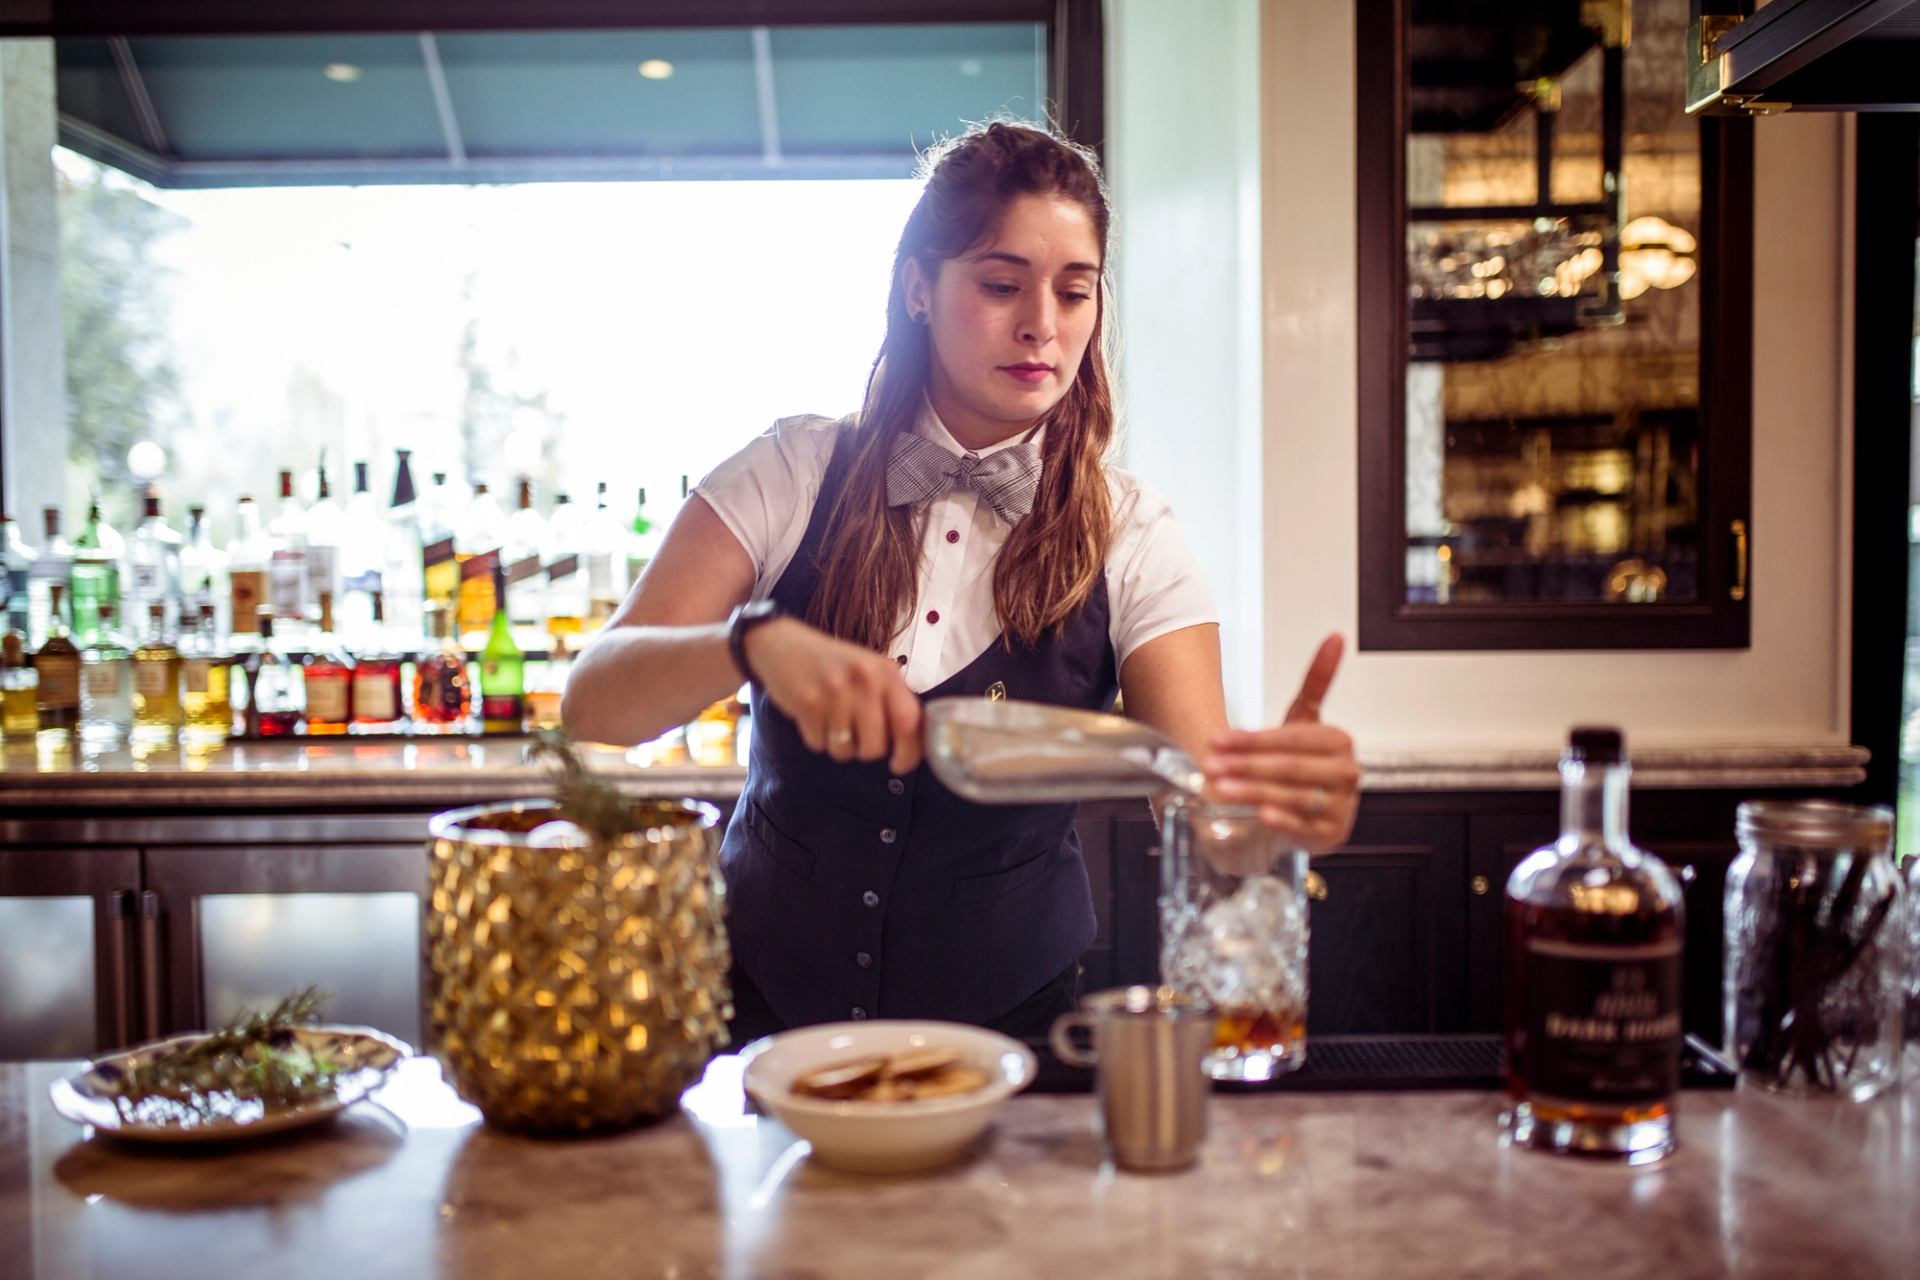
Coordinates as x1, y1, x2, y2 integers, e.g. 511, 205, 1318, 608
739, 1020, 1036, 1174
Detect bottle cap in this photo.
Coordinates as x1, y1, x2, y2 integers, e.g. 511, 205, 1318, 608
1566, 726, 1624, 765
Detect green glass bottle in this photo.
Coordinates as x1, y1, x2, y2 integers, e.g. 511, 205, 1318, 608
479, 562, 524, 734
70, 498, 123, 647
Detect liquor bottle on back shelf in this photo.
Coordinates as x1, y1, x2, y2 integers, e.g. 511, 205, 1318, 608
131, 601, 184, 746
178, 504, 228, 637
339, 460, 383, 634
247, 614, 303, 737
383, 449, 424, 644
26, 508, 72, 649
70, 498, 124, 646
2, 514, 34, 640
1504, 726, 1684, 1165
542, 492, 587, 640
227, 494, 269, 648
420, 469, 460, 619
79, 600, 133, 748
267, 468, 309, 636
349, 592, 406, 733
582, 482, 625, 625
180, 602, 231, 748
480, 561, 524, 735
304, 457, 346, 623
504, 477, 547, 634
127, 488, 183, 633
0, 629, 37, 740
624, 487, 657, 590
302, 592, 352, 736
455, 481, 506, 640
34, 582, 82, 739
412, 603, 472, 733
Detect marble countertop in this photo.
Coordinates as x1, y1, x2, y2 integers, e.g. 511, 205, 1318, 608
0, 733, 1867, 809
4, 1056, 1913, 1279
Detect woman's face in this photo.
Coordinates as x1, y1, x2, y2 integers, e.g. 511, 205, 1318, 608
905, 192, 1103, 450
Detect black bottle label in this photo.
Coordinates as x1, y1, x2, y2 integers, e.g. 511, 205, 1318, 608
1525, 940, 1682, 1105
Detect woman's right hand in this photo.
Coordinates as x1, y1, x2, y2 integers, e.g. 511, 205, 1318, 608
743, 618, 924, 775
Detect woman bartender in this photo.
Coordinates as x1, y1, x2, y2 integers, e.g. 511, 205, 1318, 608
563, 121, 1360, 1043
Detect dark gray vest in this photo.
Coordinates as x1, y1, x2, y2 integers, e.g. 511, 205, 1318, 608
719, 434, 1120, 1026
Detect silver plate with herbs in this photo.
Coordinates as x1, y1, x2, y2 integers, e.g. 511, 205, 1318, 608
50, 1022, 410, 1143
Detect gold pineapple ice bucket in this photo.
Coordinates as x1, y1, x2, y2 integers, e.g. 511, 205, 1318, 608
425, 797, 731, 1131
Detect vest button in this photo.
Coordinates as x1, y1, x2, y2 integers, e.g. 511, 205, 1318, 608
850, 1006, 869, 1020
887, 778, 905, 796
862, 890, 880, 908
879, 827, 898, 844
856, 951, 873, 968
945, 529, 959, 544
926, 609, 941, 625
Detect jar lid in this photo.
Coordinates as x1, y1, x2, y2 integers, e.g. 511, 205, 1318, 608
1735, 799, 1893, 849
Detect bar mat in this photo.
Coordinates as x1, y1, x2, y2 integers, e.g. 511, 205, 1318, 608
1023, 1033, 1737, 1094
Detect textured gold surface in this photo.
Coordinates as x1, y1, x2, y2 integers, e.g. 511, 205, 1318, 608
426, 798, 731, 1131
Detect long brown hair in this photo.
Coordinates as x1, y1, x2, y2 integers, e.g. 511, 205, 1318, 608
806, 120, 1118, 653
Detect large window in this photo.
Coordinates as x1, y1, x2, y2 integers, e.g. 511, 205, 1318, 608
2, 7, 1092, 559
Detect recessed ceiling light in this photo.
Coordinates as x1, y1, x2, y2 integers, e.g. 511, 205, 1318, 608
959, 59, 983, 77
323, 63, 362, 83
637, 59, 674, 80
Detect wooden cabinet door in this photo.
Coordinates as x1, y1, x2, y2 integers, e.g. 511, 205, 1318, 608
0, 844, 142, 1058
1308, 814, 1468, 1034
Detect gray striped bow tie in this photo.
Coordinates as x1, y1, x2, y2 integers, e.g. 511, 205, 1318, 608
885, 433, 1043, 526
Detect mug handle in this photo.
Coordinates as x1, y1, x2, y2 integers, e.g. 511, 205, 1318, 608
1049, 1012, 1099, 1067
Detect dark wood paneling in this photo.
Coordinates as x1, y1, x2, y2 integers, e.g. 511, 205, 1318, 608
1309, 814, 1467, 1034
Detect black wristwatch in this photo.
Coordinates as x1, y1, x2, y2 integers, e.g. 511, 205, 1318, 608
727, 599, 784, 685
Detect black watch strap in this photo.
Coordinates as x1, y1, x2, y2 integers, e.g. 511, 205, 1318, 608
727, 599, 783, 685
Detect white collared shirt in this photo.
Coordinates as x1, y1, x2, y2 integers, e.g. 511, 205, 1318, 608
695, 404, 1218, 693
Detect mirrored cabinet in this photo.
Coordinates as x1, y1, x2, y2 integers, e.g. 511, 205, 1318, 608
1359, 0, 1754, 649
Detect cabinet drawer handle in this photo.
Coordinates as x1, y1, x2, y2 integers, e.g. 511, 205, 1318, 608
1730, 518, 1749, 602
1471, 875, 1491, 896
1306, 871, 1328, 901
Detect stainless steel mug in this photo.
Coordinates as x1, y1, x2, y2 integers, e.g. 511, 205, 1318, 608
1049, 985, 1213, 1172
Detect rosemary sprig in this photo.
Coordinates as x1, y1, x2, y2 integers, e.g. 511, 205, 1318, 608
106, 988, 341, 1124
529, 727, 632, 844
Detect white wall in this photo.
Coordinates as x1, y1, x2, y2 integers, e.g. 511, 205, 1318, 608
1110, 1, 1852, 749
1105, 0, 1266, 725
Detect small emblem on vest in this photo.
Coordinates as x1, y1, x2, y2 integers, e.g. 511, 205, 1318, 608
985, 681, 1007, 702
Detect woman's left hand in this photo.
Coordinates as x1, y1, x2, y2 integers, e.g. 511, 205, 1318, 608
1202, 634, 1360, 855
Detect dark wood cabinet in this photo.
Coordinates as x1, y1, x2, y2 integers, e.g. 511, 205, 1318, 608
0, 786, 1812, 1060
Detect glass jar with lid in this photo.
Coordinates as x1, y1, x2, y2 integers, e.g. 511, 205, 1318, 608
1725, 800, 1907, 1101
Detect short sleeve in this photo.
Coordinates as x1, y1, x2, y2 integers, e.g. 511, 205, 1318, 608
692, 414, 844, 598
1105, 474, 1220, 669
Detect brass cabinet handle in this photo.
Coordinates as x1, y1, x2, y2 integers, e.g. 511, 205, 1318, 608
1471, 875, 1491, 896
1306, 871, 1328, 901
1730, 519, 1749, 602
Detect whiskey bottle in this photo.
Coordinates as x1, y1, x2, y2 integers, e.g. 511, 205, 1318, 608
1504, 726, 1684, 1164
349, 592, 406, 732
412, 603, 473, 733
33, 582, 83, 737
302, 591, 353, 735
131, 601, 184, 745
181, 603, 232, 747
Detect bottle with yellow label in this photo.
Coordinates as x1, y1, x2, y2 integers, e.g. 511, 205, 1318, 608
34, 582, 82, 739
132, 601, 184, 745
181, 602, 232, 747
1, 630, 38, 739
